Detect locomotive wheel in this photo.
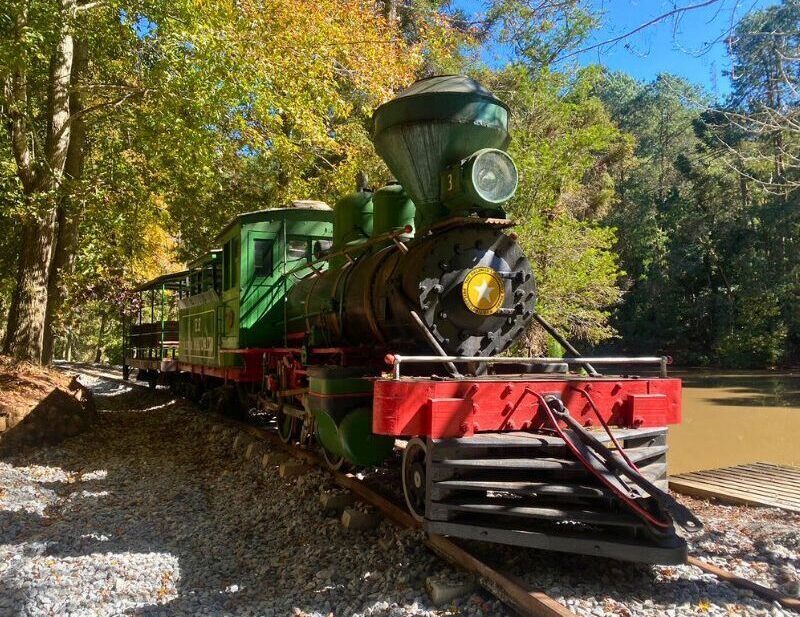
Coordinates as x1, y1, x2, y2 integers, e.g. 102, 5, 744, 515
320, 445, 348, 472
277, 410, 297, 443
402, 438, 428, 522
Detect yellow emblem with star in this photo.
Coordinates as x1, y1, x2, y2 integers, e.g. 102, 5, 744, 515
462, 267, 505, 316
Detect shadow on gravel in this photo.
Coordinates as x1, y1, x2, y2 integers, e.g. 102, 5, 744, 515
1, 382, 457, 617
0, 393, 185, 614
3, 372, 780, 617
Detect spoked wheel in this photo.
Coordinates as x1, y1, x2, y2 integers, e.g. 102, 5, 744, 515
402, 437, 428, 522
277, 410, 298, 443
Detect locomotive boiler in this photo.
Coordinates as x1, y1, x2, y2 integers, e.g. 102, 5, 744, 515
123, 75, 701, 565
284, 76, 536, 359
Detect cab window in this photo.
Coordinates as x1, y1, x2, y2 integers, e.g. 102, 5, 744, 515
223, 236, 241, 290
287, 238, 309, 262
253, 238, 274, 277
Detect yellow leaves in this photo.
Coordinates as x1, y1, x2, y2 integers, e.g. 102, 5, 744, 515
157, 569, 174, 600
133, 221, 182, 282
175, 0, 425, 207
205, 0, 418, 124
696, 599, 712, 612
120, 149, 147, 167
221, 0, 418, 95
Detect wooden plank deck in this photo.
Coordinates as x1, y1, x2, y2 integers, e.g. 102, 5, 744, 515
669, 462, 800, 512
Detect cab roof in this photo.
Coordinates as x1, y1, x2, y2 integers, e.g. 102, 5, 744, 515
215, 200, 332, 241
132, 269, 189, 293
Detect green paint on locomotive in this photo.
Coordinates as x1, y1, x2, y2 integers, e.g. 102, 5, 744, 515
306, 366, 394, 466
372, 183, 415, 239
333, 190, 373, 249
177, 203, 333, 367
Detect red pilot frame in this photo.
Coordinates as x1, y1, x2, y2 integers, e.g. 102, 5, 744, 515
373, 377, 681, 438
373, 355, 680, 438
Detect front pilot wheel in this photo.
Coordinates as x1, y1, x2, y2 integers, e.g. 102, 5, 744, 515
402, 438, 428, 522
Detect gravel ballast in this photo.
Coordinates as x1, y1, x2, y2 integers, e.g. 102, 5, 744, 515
0, 374, 494, 617
1, 366, 797, 616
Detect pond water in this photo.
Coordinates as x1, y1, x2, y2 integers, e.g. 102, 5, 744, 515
667, 370, 800, 474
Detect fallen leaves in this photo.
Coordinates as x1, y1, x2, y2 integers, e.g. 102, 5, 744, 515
696, 598, 712, 612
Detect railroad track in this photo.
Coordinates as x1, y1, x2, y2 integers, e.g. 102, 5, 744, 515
231, 420, 574, 617
60, 363, 800, 615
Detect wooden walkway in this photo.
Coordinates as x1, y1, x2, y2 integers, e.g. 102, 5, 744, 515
670, 462, 800, 512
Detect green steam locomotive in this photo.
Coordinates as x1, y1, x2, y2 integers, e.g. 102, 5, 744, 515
123, 75, 699, 564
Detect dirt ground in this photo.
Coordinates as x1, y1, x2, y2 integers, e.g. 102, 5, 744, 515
0, 356, 74, 428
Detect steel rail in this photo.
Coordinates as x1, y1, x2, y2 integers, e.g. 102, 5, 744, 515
687, 557, 800, 612
58, 362, 800, 614
234, 422, 575, 617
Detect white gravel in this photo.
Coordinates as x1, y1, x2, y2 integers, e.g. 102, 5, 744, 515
0, 373, 503, 617
681, 495, 800, 597
4, 366, 796, 617
469, 491, 799, 616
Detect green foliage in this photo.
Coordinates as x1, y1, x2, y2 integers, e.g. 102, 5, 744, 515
599, 1, 800, 367
728, 0, 800, 113
482, 64, 629, 351
714, 295, 788, 369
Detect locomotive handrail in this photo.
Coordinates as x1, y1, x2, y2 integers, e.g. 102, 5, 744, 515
283, 225, 413, 278
384, 354, 671, 380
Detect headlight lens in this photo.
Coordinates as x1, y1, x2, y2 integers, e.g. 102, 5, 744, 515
468, 149, 518, 205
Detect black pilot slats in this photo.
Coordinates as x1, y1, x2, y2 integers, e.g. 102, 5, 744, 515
428, 498, 646, 528
430, 479, 609, 499
424, 427, 685, 564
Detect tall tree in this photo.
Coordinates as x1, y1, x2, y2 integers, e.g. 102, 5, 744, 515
723, 0, 800, 191
1, 0, 425, 363
1, 0, 79, 361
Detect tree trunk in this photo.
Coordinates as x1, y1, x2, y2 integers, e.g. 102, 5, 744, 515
2, 0, 76, 363
65, 329, 73, 362
43, 37, 89, 364
94, 313, 107, 364
3, 209, 60, 361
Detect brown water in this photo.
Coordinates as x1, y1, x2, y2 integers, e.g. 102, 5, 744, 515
667, 370, 800, 474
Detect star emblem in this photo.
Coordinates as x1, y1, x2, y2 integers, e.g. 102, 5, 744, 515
462, 267, 505, 315
472, 278, 497, 308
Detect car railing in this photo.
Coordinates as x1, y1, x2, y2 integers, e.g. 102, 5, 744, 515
383, 354, 671, 379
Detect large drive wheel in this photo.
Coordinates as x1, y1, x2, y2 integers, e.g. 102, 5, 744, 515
402, 438, 428, 522
321, 446, 347, 472
277, 410, 298, 443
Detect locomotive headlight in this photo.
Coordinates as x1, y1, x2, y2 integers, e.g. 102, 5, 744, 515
466, 149, 518, 205
441, 148, 518, 211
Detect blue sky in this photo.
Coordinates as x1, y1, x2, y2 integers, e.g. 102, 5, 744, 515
461, 0, 781, 100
